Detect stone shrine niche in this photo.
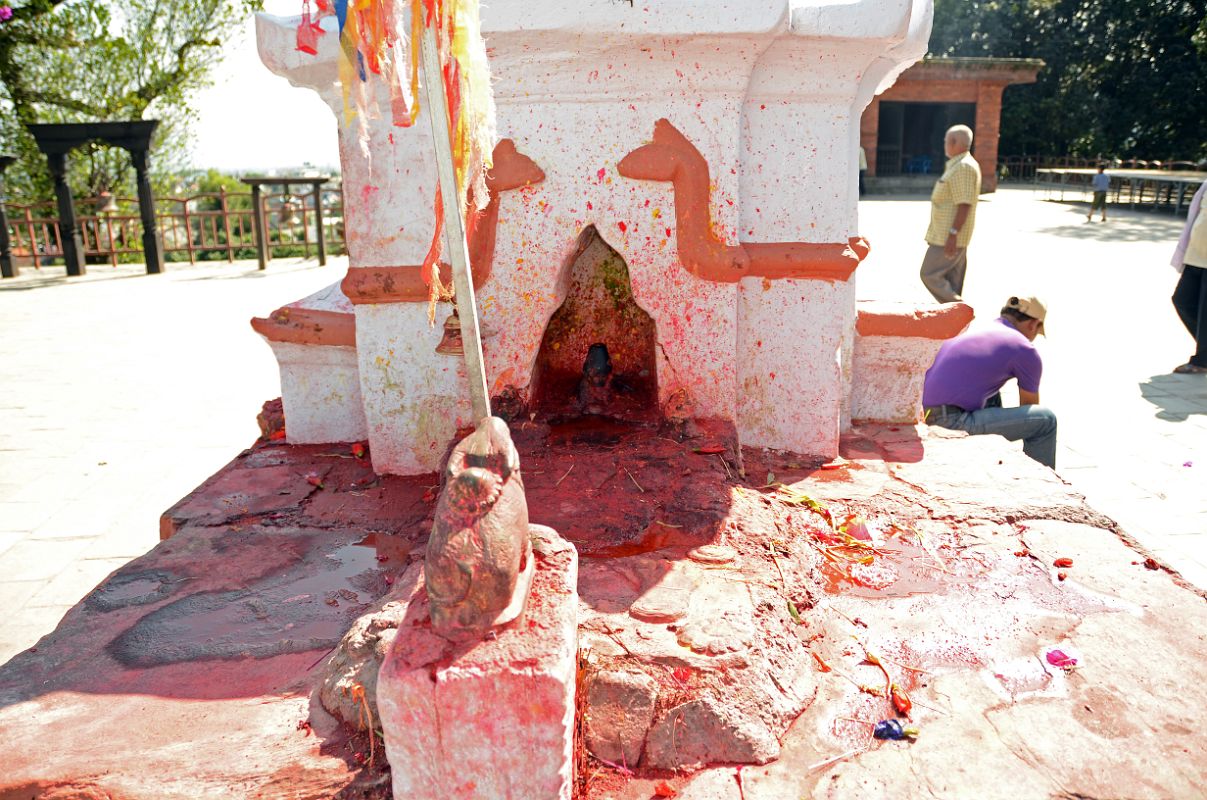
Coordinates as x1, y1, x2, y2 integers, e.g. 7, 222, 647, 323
530, 226, 658, 421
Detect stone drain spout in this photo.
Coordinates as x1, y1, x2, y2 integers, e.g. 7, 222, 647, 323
617, 118, 870, 284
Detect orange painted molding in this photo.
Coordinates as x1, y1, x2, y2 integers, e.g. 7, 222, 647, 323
855, 301, 974, 339
251, 306, 357, 348
617, 118, 870, 283
341, 139, 546, 304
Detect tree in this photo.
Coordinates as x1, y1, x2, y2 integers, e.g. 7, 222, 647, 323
0, 0, 262, 201
191, 168, 253, 211
930, 0, 1207, 160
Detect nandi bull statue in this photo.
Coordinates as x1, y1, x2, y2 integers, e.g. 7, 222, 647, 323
425, 416, 535, 640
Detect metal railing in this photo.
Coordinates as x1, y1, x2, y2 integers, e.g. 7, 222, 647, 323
1032, 168, 1203, 215
3, 185, 345, 270
997, 155, 1205, 183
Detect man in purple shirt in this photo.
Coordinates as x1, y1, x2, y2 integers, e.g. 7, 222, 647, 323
922, 296, 1058, 468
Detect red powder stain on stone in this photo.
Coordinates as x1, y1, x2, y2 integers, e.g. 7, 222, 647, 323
596, 167, 606, 181
769, 372, 776, 380
587, 201, 593, 210
617, 221, 627, 233
664, 227, 672, 238
760, 104, 766, 110
387, 133, 394, 144
361, 185, 379, 204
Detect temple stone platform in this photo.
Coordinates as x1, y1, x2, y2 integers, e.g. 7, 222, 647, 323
0, 422, 1203, 799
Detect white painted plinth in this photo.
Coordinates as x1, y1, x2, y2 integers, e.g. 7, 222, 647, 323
355, 302, 473, 475
270, 342, 368, 443
851, 334, 946, 423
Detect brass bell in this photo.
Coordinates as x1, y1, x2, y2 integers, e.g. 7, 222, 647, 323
95, 191, 118, 214
435, 312, 464, 355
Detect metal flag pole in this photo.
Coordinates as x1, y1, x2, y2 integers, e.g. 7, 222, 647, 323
418, 12, 492, 422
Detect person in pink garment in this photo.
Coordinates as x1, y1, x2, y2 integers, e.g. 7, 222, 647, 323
1170, 180, 1207, 374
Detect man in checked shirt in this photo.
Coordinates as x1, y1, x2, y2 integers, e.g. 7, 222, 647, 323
919, 125, 982, 303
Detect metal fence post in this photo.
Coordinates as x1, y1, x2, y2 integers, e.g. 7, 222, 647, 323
313, 180, 327, 266
0, 155, 17, 278
250, 184, 268, 270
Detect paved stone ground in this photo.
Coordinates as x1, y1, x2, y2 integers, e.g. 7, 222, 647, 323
857, 186, 1207, 589
0, 256, 347, 663
0, 186, 1203, 666
2, 423, 1203, 798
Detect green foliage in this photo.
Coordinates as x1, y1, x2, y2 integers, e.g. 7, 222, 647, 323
0, 0, 263, 201
189, 169, 254, 211
930, 0, 1207, 160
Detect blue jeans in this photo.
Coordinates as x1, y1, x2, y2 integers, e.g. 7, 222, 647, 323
929, 405, 1058, 469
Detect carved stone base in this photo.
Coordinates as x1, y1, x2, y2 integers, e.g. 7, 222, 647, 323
377, 525, 578, 800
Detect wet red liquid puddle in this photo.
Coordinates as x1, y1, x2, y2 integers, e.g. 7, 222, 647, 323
355, 531, 416, 563
820, 533, 974, 599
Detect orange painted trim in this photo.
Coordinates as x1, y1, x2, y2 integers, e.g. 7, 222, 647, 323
341, 139, 546, 304
251, 306, 357, 348
855, 302, 974, 340
617, 119, 870, 283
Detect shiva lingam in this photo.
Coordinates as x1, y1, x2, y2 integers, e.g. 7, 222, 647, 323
577, 342, 613, 415
425, 415, 534, 640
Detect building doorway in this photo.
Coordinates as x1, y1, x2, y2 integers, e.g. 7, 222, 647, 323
875, 102, 975, 177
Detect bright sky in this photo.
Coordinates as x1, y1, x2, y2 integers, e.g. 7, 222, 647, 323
188, 0, 340, 173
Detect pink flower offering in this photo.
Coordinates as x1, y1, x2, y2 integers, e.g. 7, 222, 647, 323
1046, 649, 1077, 669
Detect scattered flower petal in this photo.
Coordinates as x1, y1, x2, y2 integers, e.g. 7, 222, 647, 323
1046, 649, 1077, 669
873, 719, 918, 740
787, 600, 805, 624
840, 514, 872, 542
890, 683, 912, 717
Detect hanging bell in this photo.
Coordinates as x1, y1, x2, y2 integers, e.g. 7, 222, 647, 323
95, 191, 118, 214
435, 312, 464, 356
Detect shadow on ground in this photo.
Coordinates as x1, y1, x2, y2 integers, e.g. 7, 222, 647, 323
1036, 204, 1185, 244
0, 271, 149, 291
1139, 373, 1207, 421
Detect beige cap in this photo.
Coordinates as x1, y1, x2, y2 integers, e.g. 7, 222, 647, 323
1007, 295, 1047, 335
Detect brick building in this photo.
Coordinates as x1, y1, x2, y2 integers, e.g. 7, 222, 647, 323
861, 57, 1043, 192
